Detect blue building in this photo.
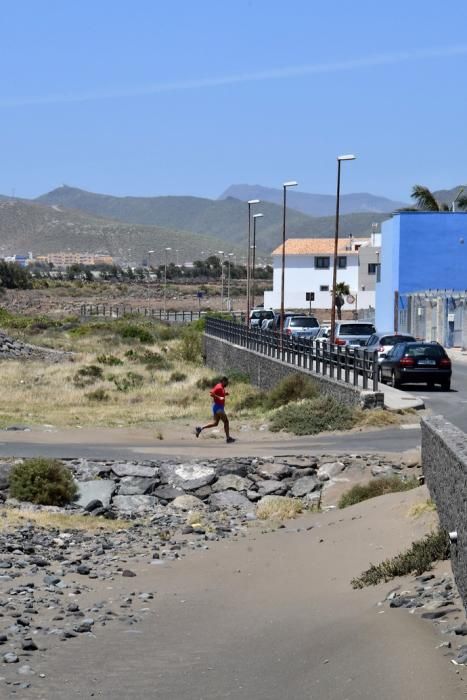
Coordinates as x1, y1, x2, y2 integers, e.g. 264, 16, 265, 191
376, 212, 467, 330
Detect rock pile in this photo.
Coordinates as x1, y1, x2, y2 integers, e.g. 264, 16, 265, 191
0, 452, 420, 516
0, 331, 71, 362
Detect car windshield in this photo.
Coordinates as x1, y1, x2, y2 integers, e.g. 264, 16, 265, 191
289, 317, 319, 328
252, 310, 273, 319
381, 335, 416, 345
339, 324, 375, 335
405, 344, 446, 358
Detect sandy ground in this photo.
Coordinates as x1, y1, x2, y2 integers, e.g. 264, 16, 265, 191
14, 486, 466, 700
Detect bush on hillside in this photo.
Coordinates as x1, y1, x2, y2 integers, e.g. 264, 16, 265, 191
265, 374, 318, 409
73, 365, 104, 387
96, 354, 123, 366
351, 529, 450, 588
269, 395, 356, 435
338, 476, 419, 509
112, 371, 144, 392
9, 458, 78, 506
178, 326, 203, 364
118, 323, 154, 343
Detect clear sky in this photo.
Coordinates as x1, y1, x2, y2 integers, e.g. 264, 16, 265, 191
2, 0, 467, 202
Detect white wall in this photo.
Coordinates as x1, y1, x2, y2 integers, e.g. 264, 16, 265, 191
263, 254, 366, 310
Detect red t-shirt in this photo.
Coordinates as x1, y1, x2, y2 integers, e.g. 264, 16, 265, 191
210, 383, 226, 406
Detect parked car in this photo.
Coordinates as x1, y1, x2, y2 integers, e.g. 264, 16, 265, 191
363, 332, 417, 363
332, 321, 376, 348
379, 341, 452, 389
261, 311, 296, 331
249, 308, 274, 328
283, 315, 320, 339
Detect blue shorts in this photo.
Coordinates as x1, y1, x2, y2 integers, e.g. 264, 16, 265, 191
212, 404, 225, 416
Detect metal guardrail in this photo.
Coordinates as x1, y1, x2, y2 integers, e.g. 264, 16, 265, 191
79, 305, 245, 323
205, 318, 379, 392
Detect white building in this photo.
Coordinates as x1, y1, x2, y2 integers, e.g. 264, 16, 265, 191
263, 237, 379, 312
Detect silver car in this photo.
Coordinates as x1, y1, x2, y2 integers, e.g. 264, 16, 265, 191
364, 332, 417, 363
283, 315, 320, 339
333, 321, 376, 348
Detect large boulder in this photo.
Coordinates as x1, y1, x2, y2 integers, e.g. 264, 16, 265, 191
169, 495, 206, 511
112, 495, 157, 514
0, 462, 13, 491
112, 463, 158, 478
118, 477, 158, 496
400, 448, 421, 468
256, 463, 292, 480
317, 461, 345, 482
210, 491, 254, 512
211, 474, 251, 493
153, 486, 185, 501
76, 480, 116, 509
257, 480, 287, 496
164, 464, 216, 491
290, 476, 320, 497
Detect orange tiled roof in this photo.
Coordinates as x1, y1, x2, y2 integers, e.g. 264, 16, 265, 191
271, 238, 367, 255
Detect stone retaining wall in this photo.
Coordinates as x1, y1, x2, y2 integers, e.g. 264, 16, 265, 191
421, 416, 467, 610
204, 333, 384, 409
0, 331, 71, 362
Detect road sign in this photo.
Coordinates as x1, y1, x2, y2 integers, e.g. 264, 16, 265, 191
346, 294, 355, 304
305, 292, 315, 301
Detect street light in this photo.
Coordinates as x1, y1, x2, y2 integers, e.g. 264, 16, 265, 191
251, 213, 263, 309
147, 250, 155, 302
246, 199, 260, 324
164, 247, 171, 316
280, 182, 298, 334
218, 250, 225, 310
227, 253, 234, 310
330, 155, 356, 343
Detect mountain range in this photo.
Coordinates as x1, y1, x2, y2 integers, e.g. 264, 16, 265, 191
0, 183, 461, 261
219, 184, 407, 217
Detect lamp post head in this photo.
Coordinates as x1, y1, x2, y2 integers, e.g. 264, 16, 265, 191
148, 250, 155, 254
283, 181, 298, 188
248, 199, 260, 205
253, 213, 264, 219
165, 247, 172, 251
337, 154, 356, 161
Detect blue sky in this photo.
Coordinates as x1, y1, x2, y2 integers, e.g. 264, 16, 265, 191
2, 0, 467, 202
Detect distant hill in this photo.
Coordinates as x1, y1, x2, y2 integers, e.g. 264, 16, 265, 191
35, 186, 389, 253
219, 184, 407, 217
0, 199, 237, 263
432, 185, 467, 208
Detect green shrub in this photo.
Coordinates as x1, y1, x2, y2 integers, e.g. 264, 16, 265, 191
124, 348, 169, 370
170, 371, 187, 382
178, 327, 203, 364
96, 354, 123, 366
9, 458, 78, 506
269, 395, 356, 435
196, 375, 223, 390
112, 371, 145, 392
234, 389, 268, 411
266, 374, 318, 409
73, 365, 104, 387
228, 369, 250, 384
338, 476, 419, 509
85, 388, 110, 401
351, 529, 450, 588
118, 323, 154, 343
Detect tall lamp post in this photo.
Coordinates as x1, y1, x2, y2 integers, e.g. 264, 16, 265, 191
251, 213, 263, 310
164, 247, 171, 317
330, 155, 356, 343
147, 250, 155, 301
227, 253, 234, 310
246, 199, 260, 324
218, 250, 225, 310
280, 181, 298, 334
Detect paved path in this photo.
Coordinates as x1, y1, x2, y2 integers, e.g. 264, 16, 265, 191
23, 488, 466, 699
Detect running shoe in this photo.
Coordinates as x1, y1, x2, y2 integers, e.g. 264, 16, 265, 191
226, 437, 236, 444
195, 427, 202, 438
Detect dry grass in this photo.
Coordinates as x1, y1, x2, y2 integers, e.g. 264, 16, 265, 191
355, 409, 402, 428
0, 340, 255, 428
256, 496, 303, 521
408, 499, 437, 518
0, 508, 129, 532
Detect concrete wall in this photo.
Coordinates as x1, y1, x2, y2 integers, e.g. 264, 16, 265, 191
204, 334, 384, 409
421, 416, 467, 610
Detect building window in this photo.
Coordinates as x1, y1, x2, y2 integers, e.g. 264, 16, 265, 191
320, 285, 329, 292
337, 256, 347, 269
368, 263, 377, 275
315, 256, 330, 269
376, 264, 381, 283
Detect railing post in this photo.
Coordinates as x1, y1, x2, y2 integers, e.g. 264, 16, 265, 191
336, 345, 342, 381
373, 352, 379, 391
329, 342, 335, 379
344, 347, 350, 383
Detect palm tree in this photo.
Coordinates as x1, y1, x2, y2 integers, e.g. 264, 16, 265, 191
408, 185, 467, 211
334, 282, 350, 320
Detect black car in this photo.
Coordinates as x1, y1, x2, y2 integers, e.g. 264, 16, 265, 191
380, 341, 452, 390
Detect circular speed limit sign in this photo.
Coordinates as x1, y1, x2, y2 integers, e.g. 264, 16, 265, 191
346, 294, 355, 304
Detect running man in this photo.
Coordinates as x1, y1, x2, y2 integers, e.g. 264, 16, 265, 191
195, 376, 235, 443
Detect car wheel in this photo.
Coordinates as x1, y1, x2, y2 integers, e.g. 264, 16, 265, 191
427, 381, 435, 390
391, 371, 401, 389
378, 367, 385, 384
441, 380, 451, 391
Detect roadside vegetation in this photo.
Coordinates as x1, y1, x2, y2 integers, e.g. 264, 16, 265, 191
9, 458, 78, 506
338, 476, 419, 509
351, 529, 450, 588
